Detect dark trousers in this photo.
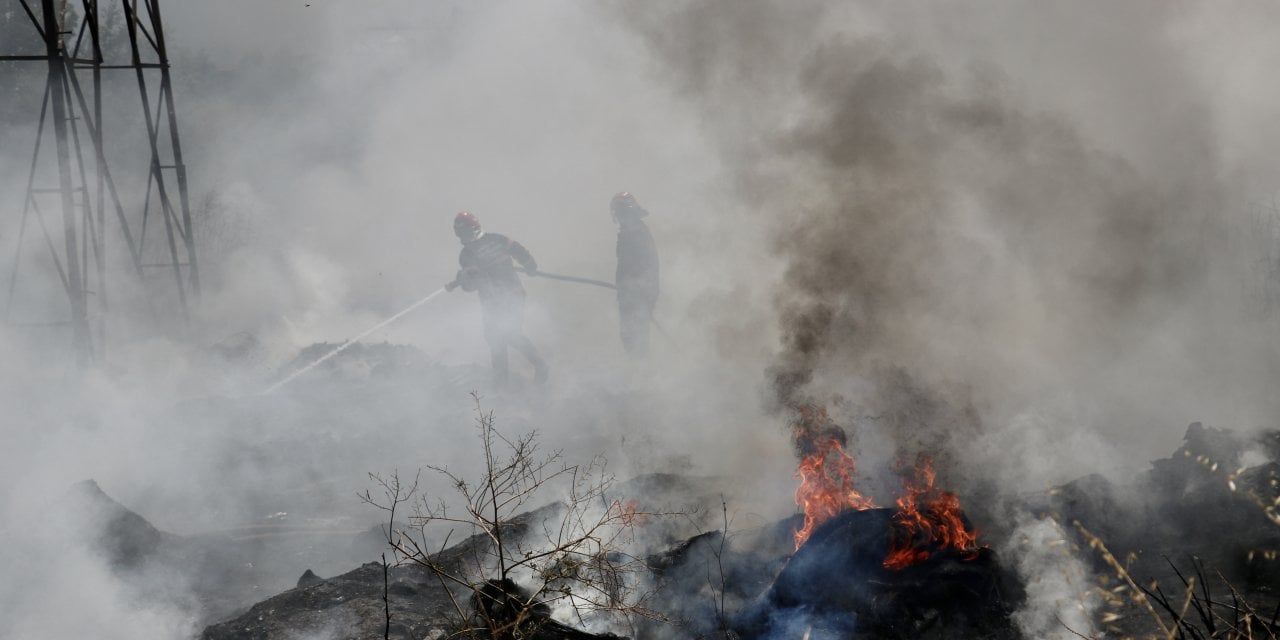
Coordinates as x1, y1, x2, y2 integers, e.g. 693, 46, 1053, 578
618, 295, 655, 356
482, 294, 546, 384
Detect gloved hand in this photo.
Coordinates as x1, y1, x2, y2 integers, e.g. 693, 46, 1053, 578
454, 266, 483, 292
445, 280, 459, 292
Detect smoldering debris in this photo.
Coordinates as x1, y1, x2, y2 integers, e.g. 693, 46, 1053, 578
200, 561, 457, 640
200, 497, 641, 639
1024, 422, 1280, 638
1031, 422, 1280, 579
735, 509, 1020, 640
35, 422, 1280, 639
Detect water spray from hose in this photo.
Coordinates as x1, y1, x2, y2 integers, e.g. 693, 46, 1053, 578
261, 267, 648, 394
261, 287, 447, 394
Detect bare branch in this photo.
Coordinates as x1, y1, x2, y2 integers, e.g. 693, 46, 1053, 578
364, 396, 686, 637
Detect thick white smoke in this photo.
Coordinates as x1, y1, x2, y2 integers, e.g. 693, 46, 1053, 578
2, 1, 1280, 637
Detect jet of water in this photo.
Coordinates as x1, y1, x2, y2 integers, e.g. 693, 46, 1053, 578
261, 287, 447, 394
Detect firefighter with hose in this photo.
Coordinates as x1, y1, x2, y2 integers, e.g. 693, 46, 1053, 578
445, 211, 549, 387
264, 209, 651, 395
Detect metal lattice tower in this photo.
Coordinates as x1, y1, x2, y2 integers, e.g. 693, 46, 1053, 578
2, 0, 197, 364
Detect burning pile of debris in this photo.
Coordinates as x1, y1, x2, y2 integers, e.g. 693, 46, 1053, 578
196, 403, 1026, 639
728, 407, 1021, 639
735, 508, 1018, 639
54, 417, 1280, 639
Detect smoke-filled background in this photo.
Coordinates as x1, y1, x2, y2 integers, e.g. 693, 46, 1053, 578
2, 0, 1280, 637
620, 0, 1280, 482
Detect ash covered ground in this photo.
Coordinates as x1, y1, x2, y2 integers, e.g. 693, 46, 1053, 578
6, 1, 1280, 639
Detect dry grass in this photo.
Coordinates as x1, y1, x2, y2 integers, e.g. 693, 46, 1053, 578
1054, 439, 1280, 640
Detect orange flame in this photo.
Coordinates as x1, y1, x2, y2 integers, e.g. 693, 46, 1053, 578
883, 456, 981, 570
612, 498, 649, 527
792, 407, 876, 550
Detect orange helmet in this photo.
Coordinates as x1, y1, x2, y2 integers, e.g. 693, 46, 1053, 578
453, 211, 482, 243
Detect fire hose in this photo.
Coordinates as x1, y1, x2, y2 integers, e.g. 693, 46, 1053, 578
521, 269, 616, 290
523, 269, 671, 342
263, 269, 663, 394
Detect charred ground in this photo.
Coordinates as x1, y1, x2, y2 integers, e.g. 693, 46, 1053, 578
52, 360, 1280, 640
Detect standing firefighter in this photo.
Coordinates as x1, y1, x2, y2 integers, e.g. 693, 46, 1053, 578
446, 211, 549, 386
612, 192, 660, 356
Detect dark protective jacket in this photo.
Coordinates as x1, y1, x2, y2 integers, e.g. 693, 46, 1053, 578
456, 233, 538, 301
616, 221, 659, 305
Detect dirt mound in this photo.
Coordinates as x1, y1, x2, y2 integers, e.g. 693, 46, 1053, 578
65, 479, 173, 568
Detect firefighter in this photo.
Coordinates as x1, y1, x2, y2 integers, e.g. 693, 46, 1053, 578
445, 211, 549, 386
611, 192, 659, 356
